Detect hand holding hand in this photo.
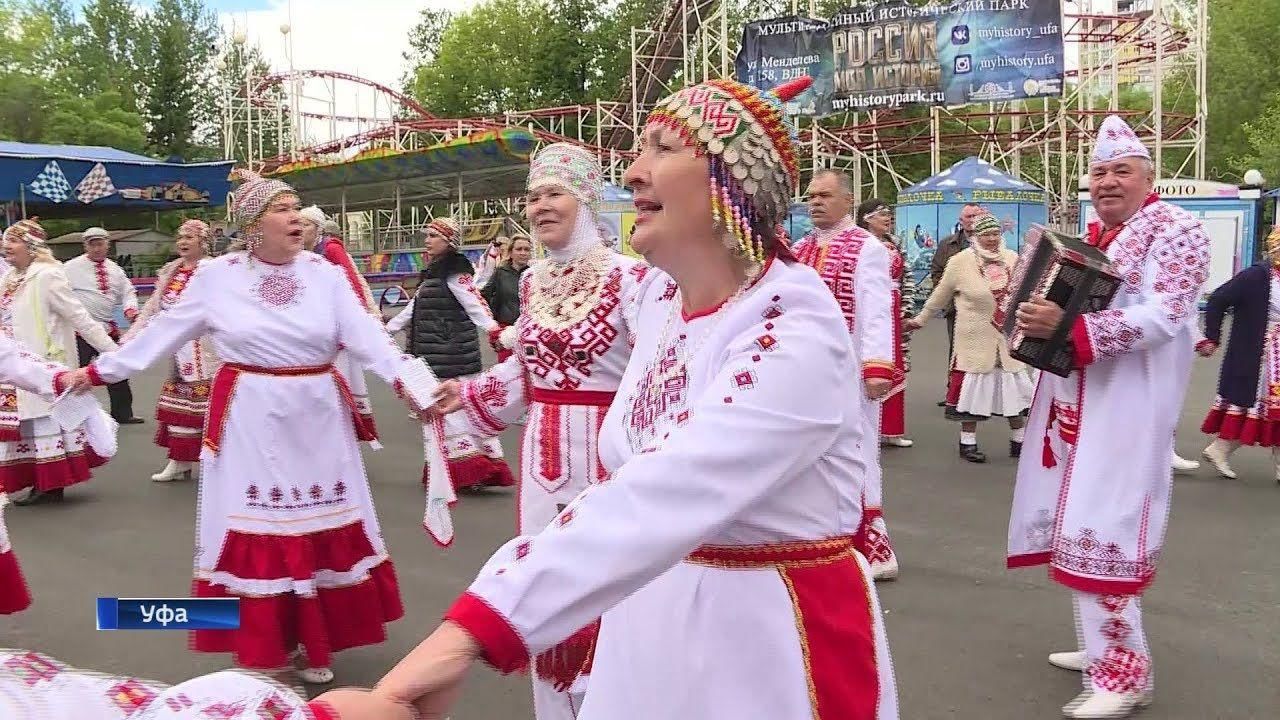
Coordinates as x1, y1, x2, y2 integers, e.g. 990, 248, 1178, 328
433, 380, 463, 415
59, 368, 95, 394
374, 621, 479, 719
1015, 297, 1065, 340
1196, 341, 1218, 358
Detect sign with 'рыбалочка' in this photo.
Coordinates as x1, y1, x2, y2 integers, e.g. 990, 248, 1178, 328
733, 0, 1065, 116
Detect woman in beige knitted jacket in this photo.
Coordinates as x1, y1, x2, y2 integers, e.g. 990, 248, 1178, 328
906, 214, 1034, 462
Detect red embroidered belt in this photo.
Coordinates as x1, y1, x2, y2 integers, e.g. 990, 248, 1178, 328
529, 388, 616, 407
685, 536, 857, 568
204, 362, 376, 455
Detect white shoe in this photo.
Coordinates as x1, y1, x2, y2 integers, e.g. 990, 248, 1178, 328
150, 460, 193, 482
881, 436, 914, 448
871, 555, 899, 581
296, 666, 334, 684
1048, 650, 1086, 672
1201, 444, 1237, 479
1062, 689, 1152, 718
1170, 453, 1199, 473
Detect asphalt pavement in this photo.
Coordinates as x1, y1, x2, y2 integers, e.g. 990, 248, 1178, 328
3, 323, 1277, 719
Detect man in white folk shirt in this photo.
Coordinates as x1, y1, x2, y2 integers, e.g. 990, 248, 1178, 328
65, 227, 142, 423
791, 169, 901, 581
1009, 115, 1210, 719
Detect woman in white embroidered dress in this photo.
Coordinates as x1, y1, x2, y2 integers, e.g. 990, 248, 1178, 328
122, 219, 220, 482
0, 219, 116, 505
369, 76, 898, 720
431, 142, 647, 720
0, 335, 80, 614
64, 171, 440, 686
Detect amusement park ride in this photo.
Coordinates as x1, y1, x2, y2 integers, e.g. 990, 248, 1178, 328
220, 0, 1208, 256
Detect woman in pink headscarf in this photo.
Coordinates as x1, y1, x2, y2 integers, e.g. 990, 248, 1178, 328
122, 219, 220, 482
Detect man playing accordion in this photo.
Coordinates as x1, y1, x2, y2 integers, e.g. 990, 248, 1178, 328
1006, 115, 1210, 719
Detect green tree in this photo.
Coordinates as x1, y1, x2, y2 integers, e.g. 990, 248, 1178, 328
401, 7, 454, 94
408, 0, 556, 116
1234, 90, 1280, 191
137, 0, 219, 158
1206, 0, 1280, 180
71, 0, 143, 108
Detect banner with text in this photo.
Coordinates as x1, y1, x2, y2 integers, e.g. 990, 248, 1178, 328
734, 1, 1064, 116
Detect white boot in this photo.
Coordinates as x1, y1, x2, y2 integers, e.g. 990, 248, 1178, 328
1170, 453, 1199, 473
1062, 688, 1153, 718
151, 460, 193, 482
871, 554, 899, 581
296, 667, 334, 684
1201, 440, 1238, 479
1048, 650, 1086, 672
881, 436, 913, 448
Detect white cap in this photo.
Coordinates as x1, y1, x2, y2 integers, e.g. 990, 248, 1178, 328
299, 206, 327, 228
82, 227, 109, 240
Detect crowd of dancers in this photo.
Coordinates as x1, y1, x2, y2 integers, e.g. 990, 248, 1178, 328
0, 69, 1254, 720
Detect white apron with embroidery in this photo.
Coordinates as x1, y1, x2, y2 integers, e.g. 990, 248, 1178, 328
456, 261, 898, 720
1007, 199, 1210, 594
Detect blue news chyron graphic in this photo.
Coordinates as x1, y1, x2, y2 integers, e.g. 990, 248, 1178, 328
734, 0, 1065, 116
96, 598, 240, 631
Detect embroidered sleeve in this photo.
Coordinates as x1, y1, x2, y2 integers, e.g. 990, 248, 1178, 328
459, 354, 527, 437
331, 267, 419, 387
0, 336, 62, 395
448, 274, 499, 332
854, 239, 895, 381
620, 260, 651, 346
91, 268, 209, 384
119, 275, 165, 344
447, 283, 850, 662
1076, 215, 1210, 366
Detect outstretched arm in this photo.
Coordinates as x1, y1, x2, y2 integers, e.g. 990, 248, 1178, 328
87, 270, 209, 384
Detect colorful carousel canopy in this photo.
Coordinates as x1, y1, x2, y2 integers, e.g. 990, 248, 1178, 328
268, 129, 539, 211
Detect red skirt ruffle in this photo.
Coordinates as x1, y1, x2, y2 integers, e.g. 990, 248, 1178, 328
155, 425, 203, 462
0, 549, 32, 614
423, 455, 516, 491
0, 448, 107, 494
1201, 406, 1280, 447
190, 520, 404, 670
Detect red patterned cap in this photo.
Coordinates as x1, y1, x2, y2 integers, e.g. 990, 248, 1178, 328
2, 218, 48, 250
229, 168, 296, 228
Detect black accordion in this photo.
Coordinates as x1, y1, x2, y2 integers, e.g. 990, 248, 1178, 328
995, 224, 1122, 377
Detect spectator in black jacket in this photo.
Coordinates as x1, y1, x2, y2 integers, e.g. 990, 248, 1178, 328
482, 236, 532, 362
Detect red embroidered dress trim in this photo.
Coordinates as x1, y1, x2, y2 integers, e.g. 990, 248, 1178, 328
685, 537, 881, 720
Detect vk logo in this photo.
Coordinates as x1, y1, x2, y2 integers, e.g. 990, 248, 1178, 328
954, 55, 972, 74
952, 24, 970, 44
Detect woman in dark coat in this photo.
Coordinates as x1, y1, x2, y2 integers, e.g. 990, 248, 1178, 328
1199, 226, 1280, 482
480, 235, 531, 362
